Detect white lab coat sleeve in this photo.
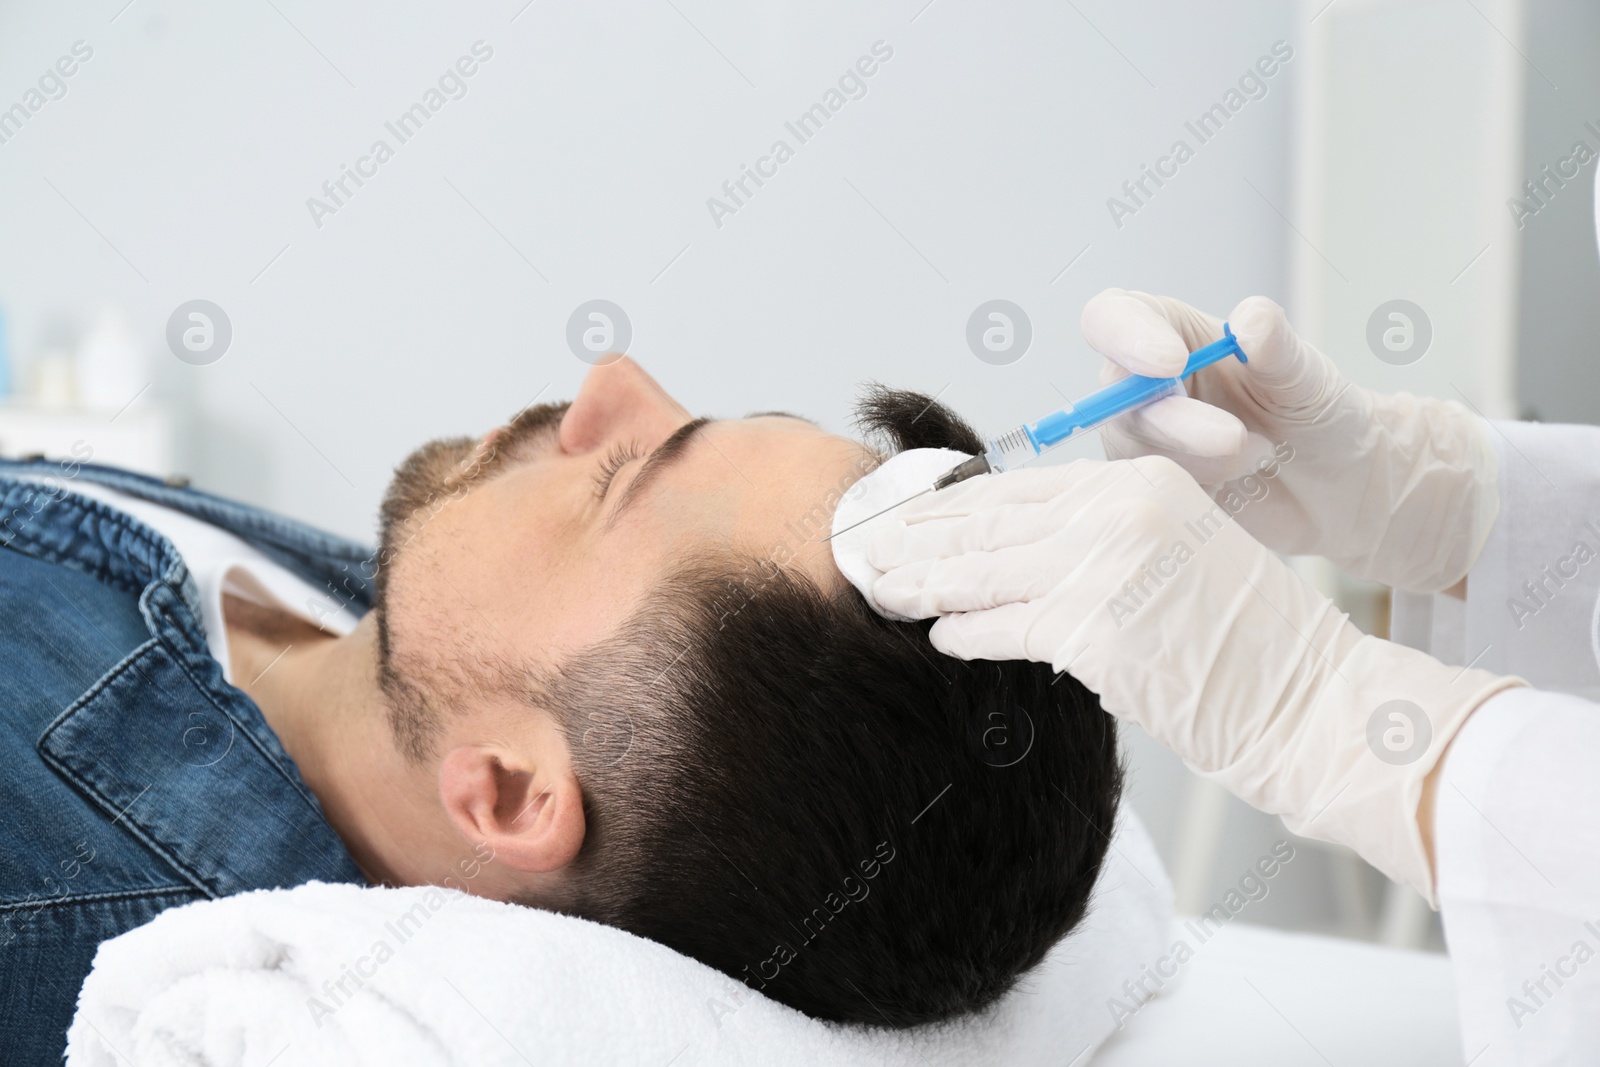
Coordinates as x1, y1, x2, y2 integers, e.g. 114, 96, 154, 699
1435, 419, 1600, 1064
1462, 420, 1600, 699
1436, 687, 1600, 1063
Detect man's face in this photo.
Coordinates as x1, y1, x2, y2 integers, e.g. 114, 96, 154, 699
374, 357, 875, 704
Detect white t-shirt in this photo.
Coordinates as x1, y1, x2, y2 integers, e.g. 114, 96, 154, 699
25, 477, 361, 683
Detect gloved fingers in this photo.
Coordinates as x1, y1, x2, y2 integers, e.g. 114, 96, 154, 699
890, 465, 1089, 524
1132, 291, 1231, 349
870, 557, 936, 618
869, 499, 1062, 570
1101, 423, 1278, 488
1226, 295, 1328, 399
1081, 289, 1227, 378
926, 601, 1047, 664
869, 461, 1140, 569
1080, 289, 1195, 378
873, 540, 1072, 617
1103, 392, 1250, 460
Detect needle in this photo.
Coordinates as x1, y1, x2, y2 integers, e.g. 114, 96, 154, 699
821, 487, 933, 543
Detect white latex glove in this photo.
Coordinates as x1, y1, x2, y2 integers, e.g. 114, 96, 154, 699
868, 460, 1523, 903
1082, 289, 1499, 595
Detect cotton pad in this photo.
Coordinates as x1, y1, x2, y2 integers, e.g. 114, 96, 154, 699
830, 447, 972, 621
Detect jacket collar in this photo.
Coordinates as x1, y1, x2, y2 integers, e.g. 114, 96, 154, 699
0, 456, 378, 615
2, 474, 366, 897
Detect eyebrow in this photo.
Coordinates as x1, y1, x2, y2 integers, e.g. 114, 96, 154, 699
607, 416, 713, 526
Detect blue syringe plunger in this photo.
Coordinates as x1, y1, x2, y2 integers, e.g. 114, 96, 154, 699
944, 323, 1247, 487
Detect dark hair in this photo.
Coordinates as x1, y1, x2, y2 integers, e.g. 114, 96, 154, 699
529, 387, 1124, 1026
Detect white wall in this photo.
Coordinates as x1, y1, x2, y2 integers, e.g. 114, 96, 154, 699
1291, 0, 1525, 421
0, 0, 1296, 541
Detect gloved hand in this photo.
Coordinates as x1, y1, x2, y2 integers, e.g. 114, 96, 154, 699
1081, 289, 1499, 595
868, 459, 1523, 902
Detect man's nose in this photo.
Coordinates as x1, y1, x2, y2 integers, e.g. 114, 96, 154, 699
557, 356, 690, 454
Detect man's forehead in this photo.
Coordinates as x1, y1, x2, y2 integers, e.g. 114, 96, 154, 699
641, 417, 873, 555
745, 410, 817, 425
654, 414, 867, 490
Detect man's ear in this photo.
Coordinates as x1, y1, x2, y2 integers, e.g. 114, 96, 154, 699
438, 746, 585, 874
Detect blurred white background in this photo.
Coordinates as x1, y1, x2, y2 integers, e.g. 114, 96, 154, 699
0, 0, 1594, 947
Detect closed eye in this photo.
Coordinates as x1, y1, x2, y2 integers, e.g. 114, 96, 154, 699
592, 443, 643, 499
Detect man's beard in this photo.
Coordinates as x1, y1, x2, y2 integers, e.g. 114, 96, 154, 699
370, 400, 569, 760
373, 401, 570, 607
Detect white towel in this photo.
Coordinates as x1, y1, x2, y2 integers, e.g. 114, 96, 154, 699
830, 447, 972, 621
66, 811, 1172, 1067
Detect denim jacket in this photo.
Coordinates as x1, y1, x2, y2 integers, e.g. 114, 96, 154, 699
0, 457, 369, 1063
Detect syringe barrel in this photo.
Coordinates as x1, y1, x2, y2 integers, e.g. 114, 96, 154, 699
982, 426, 1041, 473
983, 376, 1183, 472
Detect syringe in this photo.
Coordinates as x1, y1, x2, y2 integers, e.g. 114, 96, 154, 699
825, 325, 1246, 542
931, 323, 1247, 490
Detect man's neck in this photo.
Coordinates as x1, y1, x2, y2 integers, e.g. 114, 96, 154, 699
222, 595, 447, 887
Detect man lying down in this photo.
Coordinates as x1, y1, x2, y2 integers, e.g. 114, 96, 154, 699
0, 357, 1121, 1062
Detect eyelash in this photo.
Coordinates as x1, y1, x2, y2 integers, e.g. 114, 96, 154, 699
592, 443, 643, 499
